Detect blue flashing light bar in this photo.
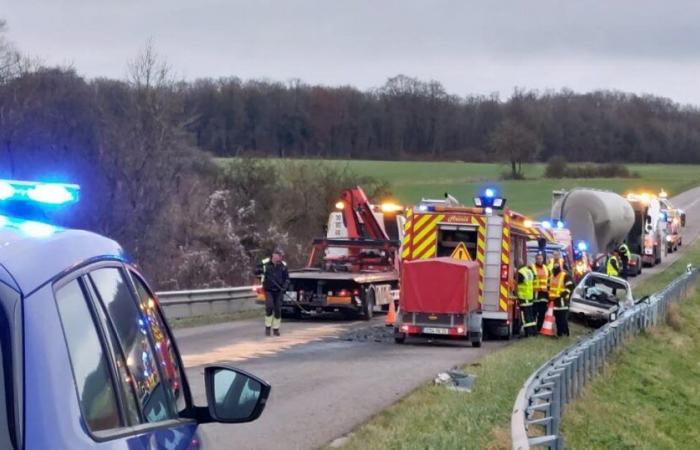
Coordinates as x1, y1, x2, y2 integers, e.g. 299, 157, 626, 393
474, 188, 506, 210
0, 179, 80, 206
556, 220, 564, 229
577, 241, 588, 252
541, 220, 552, 229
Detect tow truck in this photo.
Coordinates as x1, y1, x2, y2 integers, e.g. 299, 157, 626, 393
0, 179, 270, 450
280, 186, 404, 319
394, 189, 555, 344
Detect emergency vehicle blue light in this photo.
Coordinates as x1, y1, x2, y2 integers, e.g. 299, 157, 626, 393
484, 188, 495, 198
542, 221, 552, 229
19, 220, 57, 237
556, 220, 564, 229
0, 181, 15, 200
577, 241, 588, 252
0, 179, 80, 205
0, 215, 8, 227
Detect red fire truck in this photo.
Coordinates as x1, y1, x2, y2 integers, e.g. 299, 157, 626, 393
394, 190, 554, 345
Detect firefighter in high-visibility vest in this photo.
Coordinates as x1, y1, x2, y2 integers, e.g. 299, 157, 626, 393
256, 248, 289, 336
618, 241, 631, 278
530, 252, 550, 331
549, 263, 574, 337
546, 249, 568, 273
516, 260, 537, 337
607, 250, 622, 278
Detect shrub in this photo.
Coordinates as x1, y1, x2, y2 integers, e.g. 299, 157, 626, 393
545, 156, 568, 178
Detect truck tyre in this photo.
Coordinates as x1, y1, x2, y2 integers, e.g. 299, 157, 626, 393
655, 247, 661, 265
394, 327, 406, 344
362, 288, 375, 321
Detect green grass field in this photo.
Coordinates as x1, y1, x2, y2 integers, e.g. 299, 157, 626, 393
561, 240, 700, 449
218, 159, 700, 217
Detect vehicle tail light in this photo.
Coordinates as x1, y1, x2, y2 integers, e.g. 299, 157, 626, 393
352, 289, 360, 296
401, 324, 409, 332
339, 289, 349, 297
457, 326, 465, 334
500, 264, 509, 280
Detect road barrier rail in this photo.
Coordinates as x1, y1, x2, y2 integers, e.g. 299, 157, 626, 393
156, 286, 261, 319
511, 266, 698, 450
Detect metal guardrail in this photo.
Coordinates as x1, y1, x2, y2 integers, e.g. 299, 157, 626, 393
156, 286, 260, 319
511, 266, 699, 450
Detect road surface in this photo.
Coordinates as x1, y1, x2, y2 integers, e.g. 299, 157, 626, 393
176, 185, 700, 450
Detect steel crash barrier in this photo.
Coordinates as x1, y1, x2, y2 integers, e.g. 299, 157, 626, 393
511, 266, 699, 450
156, 286, 261, 319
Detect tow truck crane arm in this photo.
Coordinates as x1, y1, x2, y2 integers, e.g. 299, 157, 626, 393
338, 187, 390, 241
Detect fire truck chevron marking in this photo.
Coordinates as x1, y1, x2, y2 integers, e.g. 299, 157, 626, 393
411, 214, 445, 258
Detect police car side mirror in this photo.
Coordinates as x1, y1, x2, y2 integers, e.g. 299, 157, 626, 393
203, 365, 271, 424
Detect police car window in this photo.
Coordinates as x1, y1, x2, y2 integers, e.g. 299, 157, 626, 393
88, 268, 177, 424
130, 272, 186, 413
55, 280, 122, 432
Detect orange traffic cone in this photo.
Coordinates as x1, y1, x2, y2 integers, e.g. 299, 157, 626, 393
540, 301, 556, 336
385, 300, 397, 327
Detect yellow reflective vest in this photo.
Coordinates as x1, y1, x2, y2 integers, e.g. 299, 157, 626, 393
516, 266, 534, 303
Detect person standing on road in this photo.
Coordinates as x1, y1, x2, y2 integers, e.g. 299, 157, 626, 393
549, 263, 574, 337
516, 261, 537, 337
606, 250, 622, 278
257, 248, 289, 337
530, 252, 550, 331
618, 241, 631, 278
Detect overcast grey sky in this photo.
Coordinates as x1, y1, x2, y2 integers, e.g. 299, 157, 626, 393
4, 0, 700, 104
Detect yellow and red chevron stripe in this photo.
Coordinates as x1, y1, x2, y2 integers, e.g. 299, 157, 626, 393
475, 216, 486, 303
410, 214, 445, 259
499, 213, 512, 312
400, 208, 413, 259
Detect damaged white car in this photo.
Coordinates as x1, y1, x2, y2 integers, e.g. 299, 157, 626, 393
569, 272, 635, 323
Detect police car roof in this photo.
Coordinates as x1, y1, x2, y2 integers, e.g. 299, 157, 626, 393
0, 220, 124, 296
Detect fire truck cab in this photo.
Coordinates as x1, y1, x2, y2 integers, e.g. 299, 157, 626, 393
397, 190, 554, 342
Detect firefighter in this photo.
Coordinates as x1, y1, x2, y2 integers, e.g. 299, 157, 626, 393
618, 241, 631, 278
549, 263, 574, 337
516, 260, 537, 337
546, 249, 568, 273
606, 250, 622, 278
530, 252, 550, 331
257, 248, 289, 336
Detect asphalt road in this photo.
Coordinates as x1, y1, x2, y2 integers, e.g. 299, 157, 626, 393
176, 185, 700, 450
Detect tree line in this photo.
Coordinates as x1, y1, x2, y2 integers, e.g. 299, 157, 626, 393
184, 76, 700, 164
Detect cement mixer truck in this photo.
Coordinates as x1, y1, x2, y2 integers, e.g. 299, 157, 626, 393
551, 189, 643, 276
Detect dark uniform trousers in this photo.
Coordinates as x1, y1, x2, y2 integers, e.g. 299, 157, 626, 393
534, 292, 549, 331
265, 290, 284, 327
554, 307, 569, 337
520, 302, 537, 337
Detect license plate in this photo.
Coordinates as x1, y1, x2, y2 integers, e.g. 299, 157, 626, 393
423, 327, 449, 335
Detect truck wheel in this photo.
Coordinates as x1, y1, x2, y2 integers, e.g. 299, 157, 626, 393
394, 327, 406, 344
655, 247, 661, 265
362, 288, 375, 321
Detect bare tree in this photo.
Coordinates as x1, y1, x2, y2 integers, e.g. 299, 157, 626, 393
488, 119, 539, 179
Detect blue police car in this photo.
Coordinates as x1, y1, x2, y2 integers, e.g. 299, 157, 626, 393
0, 179, 270, 450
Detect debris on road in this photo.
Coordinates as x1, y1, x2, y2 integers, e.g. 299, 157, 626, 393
339, 324, 395, 342
434, 370, 476, 392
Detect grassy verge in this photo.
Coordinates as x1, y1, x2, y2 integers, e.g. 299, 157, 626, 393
330, 242, 700, 450
561, 241, 700, 449
168, 307, 262, 329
